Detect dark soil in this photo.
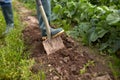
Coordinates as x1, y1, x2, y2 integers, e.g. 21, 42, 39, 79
16, 1, 114, 80
22, 25, 113, 80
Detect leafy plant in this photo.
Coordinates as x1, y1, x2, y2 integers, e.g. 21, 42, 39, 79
80, 60, 94, 74
88, 0, 120, 8
52, 0, 120, 53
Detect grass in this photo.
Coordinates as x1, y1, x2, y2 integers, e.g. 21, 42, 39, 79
0, 2, 41, 80
0, 8, 6, 35
18, 0, 36, 16
108, 55, 120, 80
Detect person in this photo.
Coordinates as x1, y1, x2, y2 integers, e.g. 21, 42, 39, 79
36, 0, 64, 40
0, 0, 14, 35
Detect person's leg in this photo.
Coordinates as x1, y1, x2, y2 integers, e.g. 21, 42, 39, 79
36, 0, 51, 30
36, 0, 64, 39
1, 2, 14, 34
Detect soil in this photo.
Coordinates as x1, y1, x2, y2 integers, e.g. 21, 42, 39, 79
15, 1, 114, 80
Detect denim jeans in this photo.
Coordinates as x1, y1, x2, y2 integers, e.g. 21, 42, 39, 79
0, 2, 14, 29
0, 2, 14, 34
36, 0, 51, 30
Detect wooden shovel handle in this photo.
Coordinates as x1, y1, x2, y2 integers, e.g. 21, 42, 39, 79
36, 0, 51, 39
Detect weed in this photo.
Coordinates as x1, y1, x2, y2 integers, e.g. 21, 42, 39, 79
80, 60, 94, 75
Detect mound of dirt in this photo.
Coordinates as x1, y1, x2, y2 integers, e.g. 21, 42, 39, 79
22, 25, 113, 80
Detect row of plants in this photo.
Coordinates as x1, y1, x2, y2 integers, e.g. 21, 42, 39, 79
0, 2, 40, 79
88, 0, 120, 8
51, 1, 120, 79
51, 0, 120, 54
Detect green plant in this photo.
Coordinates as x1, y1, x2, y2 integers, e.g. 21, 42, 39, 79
39, 71, 46, 80
80, 60, 94, 74
109, 55, 120, 80
88, 0, 120, 8
71, 5, 120, 53
52, 0, 120, 53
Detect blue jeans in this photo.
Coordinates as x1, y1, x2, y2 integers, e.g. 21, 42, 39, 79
36, 0, 51, 30
0, 2, 14, 28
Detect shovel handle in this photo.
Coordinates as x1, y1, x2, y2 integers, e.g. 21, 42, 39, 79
36, 0, 51, 40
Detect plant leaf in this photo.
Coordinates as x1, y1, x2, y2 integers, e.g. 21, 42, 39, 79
106, 13, 120, 25
97, 27, 108, 38
90, 31, 98, 42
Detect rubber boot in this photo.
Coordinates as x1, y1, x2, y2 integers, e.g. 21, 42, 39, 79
42, 28, 64, 40
36, 0, 64, 40
1, 2, 14, 35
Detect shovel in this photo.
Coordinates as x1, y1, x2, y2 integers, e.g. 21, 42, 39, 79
36, 0, 65, 55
